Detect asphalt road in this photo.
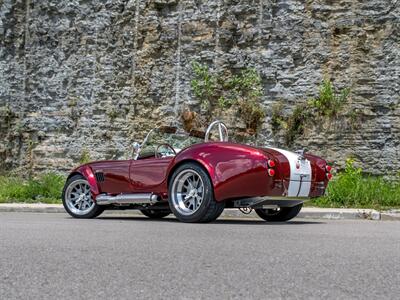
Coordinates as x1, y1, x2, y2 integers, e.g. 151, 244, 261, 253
0, 213, 399, 300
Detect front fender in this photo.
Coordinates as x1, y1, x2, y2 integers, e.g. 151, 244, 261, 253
68, 165, 100, 200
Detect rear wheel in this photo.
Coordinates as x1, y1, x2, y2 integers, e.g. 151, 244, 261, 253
140, 209, 171, 219
62, 175, 104, 219
255, 203, 303, 222
168, 163, 224, 223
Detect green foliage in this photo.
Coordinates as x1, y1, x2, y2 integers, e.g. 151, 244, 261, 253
308, 79, 349, 117
0, 173, 64, 203
239, 100, 266, 134
0, 105, 15, 127
271, 102, 286, 133
310, 159, 400, 209
107, 108, 118, 121
67, 98, 78, 107
285, 104, 312, 145
79, 149, 91, 164
190, 62, 265, 133
272, 79, 350, 145
191, 62, 217, 111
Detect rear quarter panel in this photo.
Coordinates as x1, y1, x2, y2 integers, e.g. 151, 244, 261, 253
171, 142, 273, 202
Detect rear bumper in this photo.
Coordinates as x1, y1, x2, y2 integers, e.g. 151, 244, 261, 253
276, 179, 327, 198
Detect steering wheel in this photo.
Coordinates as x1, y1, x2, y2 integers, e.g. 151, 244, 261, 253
155, 143, 176, 158
205, 120, 229, 142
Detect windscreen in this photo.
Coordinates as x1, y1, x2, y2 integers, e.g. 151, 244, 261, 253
140, 127, 205, 156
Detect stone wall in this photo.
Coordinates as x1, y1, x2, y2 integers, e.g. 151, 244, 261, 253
0, 0, 399, 175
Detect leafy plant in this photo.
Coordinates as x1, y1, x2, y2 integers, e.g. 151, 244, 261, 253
285, 104, 312, 145
272, 79, 351, 145
310, 159, 400, 209
308, 79, 349, 117
0, 173, 65, 203
79, 149, 91, 164
190, 62, 265, 133
271, 102, 287, 133
107, 108, 118, 121
238, 100, 265, 134
191, 62, 217, 111
0, 105, 15, 128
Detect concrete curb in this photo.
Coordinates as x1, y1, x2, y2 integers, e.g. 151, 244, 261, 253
0, 203, 399, 220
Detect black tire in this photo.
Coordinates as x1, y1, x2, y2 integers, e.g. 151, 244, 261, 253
255, 203, 303, 222
62, 174, 104, 219
168, 162, 225, 223
140, 209, 171, 219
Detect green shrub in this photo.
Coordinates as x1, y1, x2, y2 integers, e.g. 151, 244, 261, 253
272, 79, 351, 145
285, 104, 312, 145
0, 173, 65, 203
308, 79, 349, 117
191, 62, 218, 111
310, 159, 400, 209
79, 149, 91, 164
190, 62, 265, 133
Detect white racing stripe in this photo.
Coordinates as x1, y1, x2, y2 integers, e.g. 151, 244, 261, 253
269, 148, 312, 197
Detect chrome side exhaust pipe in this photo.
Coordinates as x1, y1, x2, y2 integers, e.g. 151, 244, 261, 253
96, 193, 160, 206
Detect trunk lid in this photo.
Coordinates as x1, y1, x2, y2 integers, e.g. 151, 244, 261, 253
261, 147, 327, 197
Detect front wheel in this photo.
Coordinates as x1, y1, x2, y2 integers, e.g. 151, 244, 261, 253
255, 203, 303, 222
168, 163, 224, 223
62, 175, 104, 219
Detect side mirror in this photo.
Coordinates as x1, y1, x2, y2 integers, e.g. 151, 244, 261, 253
132, 142, 141, 160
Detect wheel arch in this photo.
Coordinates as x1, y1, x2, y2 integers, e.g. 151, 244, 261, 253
167, 159, 216, 188
66, 171, 83, 181
66, 166, 100, 198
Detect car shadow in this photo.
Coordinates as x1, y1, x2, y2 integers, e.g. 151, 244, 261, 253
97, 216, 324, 225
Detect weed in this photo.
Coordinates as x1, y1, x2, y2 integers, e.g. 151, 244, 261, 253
308, 79, 349, 117
238, 100, 265, 134
107, 108, 118, 121
191, 62, 217, 112
270, 102, 287, 133
67, 98, 78, 107
310, 159, 400, 209
272, 79, 351, 145
285, 104, 312, 145
190, 62, 264, 133
0, 173, 64, 203
0, 105, 15, 128
79, 149, 91, 164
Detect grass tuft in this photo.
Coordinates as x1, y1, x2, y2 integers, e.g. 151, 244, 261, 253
310, 159, 400, 209
0, 173, 64, 204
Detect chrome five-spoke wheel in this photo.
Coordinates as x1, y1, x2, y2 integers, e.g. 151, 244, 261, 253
171, 169, 204, 216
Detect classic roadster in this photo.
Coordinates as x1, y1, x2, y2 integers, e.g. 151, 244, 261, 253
62, 121, 332, 223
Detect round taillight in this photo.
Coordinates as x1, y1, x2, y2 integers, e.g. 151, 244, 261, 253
327, 173, 333, 180
326, 165, 332, 173
267, 160, 276, 168
268, 169, 275, 177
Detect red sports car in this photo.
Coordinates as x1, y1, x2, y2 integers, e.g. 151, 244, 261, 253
62, 121, 331, 223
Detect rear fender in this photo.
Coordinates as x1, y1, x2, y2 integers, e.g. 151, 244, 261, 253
170, 143, 271, 202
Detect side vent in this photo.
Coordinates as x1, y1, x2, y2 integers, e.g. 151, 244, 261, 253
95, 172, 105, 182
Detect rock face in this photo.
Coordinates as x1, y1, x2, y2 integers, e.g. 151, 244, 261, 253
0, 0, 399, 175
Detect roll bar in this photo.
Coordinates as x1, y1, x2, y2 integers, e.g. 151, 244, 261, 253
204, 120, 229, 142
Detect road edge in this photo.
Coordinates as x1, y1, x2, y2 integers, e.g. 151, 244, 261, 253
0, 203, 399, 220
